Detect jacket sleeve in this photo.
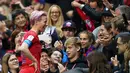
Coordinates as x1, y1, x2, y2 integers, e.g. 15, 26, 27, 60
113, 65, 125, 73
51, 29, 59, 47
82, 4, 102, 21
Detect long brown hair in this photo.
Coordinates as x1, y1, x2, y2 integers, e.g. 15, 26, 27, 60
10, 29, 21, 50
87, 51, 112, 73
1, 53, 19, 73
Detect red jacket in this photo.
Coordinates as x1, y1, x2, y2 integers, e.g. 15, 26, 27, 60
76, 7, 95, 32
124, 0, 130, 6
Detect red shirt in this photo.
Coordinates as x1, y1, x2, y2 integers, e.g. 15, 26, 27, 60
21, 30, 42, 69
124, 0, 130, 6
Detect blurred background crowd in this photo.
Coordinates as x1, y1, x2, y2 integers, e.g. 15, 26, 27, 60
0, 0, 130, 73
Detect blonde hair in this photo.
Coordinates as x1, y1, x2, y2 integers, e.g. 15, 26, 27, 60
64, 37, 81, 48
47, 5, 64, 37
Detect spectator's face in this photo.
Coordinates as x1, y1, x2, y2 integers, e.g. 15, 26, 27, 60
66, 44, 78, 59
32, 1, 45, 11
98, 25, 109, 38
50, 6, 60, 23
8, 55, 19, 70
117, 37, 127, 54
51, 51, 62, 64
15, 32, 23, 44
33, 2, 41, 10
115, 9, 121, 16
62, 28, 75, 39
40, 52, 49, 72
40, 60, 49, 73
40, 52, 49, 62
98, 25, 112, 44
39, 4, 44, 10
80, 33, 90, 48
89, 1, 97, 8
14, 14, 26, 28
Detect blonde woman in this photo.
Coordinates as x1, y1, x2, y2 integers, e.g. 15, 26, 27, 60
47, 4, 64, 37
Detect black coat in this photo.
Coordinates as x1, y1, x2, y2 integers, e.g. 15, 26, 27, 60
64, 68, 89, 73
66, 55, 88, 70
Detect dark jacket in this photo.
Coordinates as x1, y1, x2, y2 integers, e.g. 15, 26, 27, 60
64, 68, 89, 73
96, 40, 118, 61
46, 68, 59, 73
109, 0, 124, 10
82, 4, 113, 27
66, 55, 88, 70
113, 61, 127, 73
56, 0, 73, 20
72, 8, 86, 35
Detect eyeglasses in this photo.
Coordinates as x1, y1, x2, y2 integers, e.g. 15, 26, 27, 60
62, 28, 75, 32
51, 11, 59, 14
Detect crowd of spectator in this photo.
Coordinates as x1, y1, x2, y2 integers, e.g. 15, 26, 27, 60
0, 0, 130, 73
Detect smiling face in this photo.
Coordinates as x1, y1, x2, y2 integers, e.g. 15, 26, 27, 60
51, 51, 62, 64
80, 33, 90, 48
66, 44, 77, 59
117, 37, 127, 54
40, 52, 49, 62
98, 25, 110, 39
50, 6, 60, 24
97, 24, 113, 45
36, 15, 47, 32
14, 13, 27, 28
40, 52, 49, 72
62, 28, 75, 39
8, 55, 19, 70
